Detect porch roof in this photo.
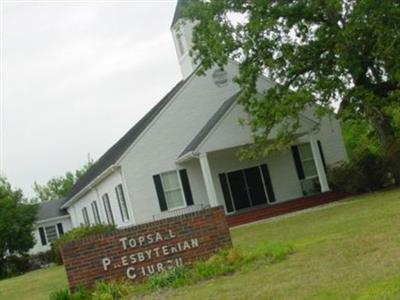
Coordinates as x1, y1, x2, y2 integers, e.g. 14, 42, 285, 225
177, 93, 319, 162
178, 92, 240, 160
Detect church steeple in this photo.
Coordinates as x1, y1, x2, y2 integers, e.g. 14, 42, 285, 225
171, 0, 187, 29
171, 0, 197, 79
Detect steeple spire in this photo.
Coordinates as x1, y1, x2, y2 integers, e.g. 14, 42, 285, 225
170, 0, 197, 79
171, 0, 189, 28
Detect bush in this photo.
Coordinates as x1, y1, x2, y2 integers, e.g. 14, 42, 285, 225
328, 151, 393, 194
49, 244, 293, 298
49, 288, 71, 300
51, 224, 116, 265
147, 266, 190, 290
193, 248, 242, 279
49, 282, 132, 300
0, 255, 31, 279
146, 244, 292, 291
29, 250, 56, 270
92, 281, 131, 300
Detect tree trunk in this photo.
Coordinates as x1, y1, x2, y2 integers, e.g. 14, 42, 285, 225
371, 112, 400, 185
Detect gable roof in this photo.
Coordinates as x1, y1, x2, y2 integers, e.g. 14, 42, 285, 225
178, 92, 240, 159
37, 198, 69, 222
171, 0, 189, 28
63, 79, 188, 207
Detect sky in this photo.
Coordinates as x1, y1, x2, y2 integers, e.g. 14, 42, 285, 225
1, 0, 182, 199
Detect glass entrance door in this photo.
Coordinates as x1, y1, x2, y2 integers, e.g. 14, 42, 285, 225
219, 165, 274, 213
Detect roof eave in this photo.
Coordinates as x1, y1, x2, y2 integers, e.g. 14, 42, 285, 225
176, 151, 198, 163
36, 214, 70, 225
60, 165, 119, 209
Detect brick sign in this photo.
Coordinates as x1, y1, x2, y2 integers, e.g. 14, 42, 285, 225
61, 206, 232, 290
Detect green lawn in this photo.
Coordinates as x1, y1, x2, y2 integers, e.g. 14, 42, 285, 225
0, 265, 66, 300
2, 188, 400, 300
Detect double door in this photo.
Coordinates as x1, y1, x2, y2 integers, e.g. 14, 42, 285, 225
219, 164, 275, 213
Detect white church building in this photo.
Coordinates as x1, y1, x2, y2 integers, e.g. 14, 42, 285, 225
31, 0, 347, 254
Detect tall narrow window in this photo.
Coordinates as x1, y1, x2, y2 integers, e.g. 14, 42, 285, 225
292, 143, 320, 196
176, 33, 186, 55
298, 143, 318, 179
102, 193, 115, 225
161, 171, 185, 210
38, 227, 47, 246
57, 223, 64, 236
91, 201, 101, 224
115, 184, 130, 222
82, 207, 90, 225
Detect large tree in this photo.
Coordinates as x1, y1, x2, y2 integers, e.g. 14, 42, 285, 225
32, 160, 93, 203
185, 0, 400, 181
0, 177, 37, 264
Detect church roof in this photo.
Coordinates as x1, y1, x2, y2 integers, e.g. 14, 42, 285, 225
171, 0, 189, 28
62, 78, 192, 208
37, 198, 69, 222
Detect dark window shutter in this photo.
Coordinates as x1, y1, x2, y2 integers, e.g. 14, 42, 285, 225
153, 175, 168, 211
57, 223, 64, 236
179, 169, 194, 206
291, 145, 305, 180
317, 140, 327, 172
219, 173, 234, 213
260, 164, 276, 203
38, 227, 47, 246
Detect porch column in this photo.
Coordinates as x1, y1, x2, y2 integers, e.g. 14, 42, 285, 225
199, 153, 219, 207
309, 134, 330, 192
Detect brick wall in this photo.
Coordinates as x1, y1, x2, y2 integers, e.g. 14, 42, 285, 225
61, 206, 232, 290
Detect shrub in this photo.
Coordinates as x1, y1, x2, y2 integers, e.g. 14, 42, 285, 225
0, 255, 31, 279
146, 266, 190, 290
49, 244, 293, 298
49, 286, 92, 300
146, 244, 291, 291
29, 250, 56, 270
51, 224, 116, 264
92, 281, 132, 300
328, 151, 392, 194
193, 248, 243, 279
49, 288, 71, 300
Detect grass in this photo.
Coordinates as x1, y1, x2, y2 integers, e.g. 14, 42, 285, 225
0, 265, 66, 300
2, 188, 400, 300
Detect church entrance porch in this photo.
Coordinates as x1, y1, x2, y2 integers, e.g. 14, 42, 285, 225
225, 191, 346, 227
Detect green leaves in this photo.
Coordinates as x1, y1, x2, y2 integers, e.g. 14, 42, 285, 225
186, 0, 400, 158
0, 177, 37, 260
32, 160, 93, 203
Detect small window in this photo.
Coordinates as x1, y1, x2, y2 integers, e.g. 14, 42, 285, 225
38, 227, 47, 246
176, 32, 186, 55
298, 143, 318, 179
44, 225, 58, 243
57, 223, 64, 236
91, 201, 101, 224
102, 193, 115, 225
82, 207, 90, 225
115, 184, 130, 222
161, 171, 185, 210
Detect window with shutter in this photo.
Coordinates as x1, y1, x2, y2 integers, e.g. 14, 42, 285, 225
102, 193, 115, 225
154, 170, 187, 211
160, 171, 185, 210
82, 207, 90, 225
91, 201, 101, 224
57, 223, 64, 236
38, 227, 47, 246
44, 225, 58, 243
115, 184, 130, 222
